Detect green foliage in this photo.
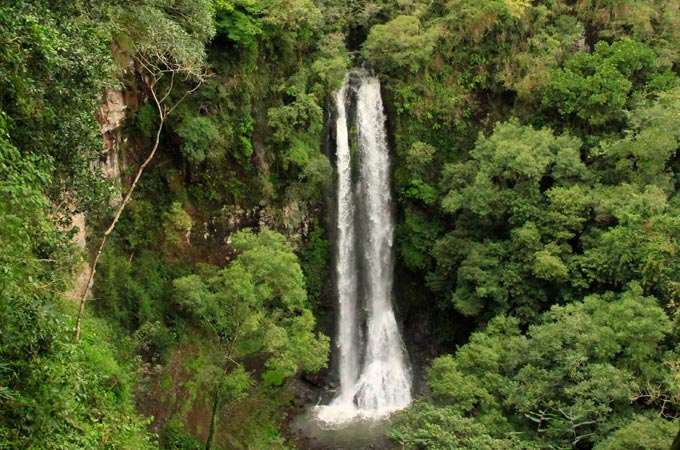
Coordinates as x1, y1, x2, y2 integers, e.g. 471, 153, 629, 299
362, 15, 440, 74
543, 40, 663, 127
116, 198, 164, 250
432, 120, 588, 319
268, 92, 323, 145
401, 142, 439, 206
7, 0, 680, 447
215, 0, 263, 53
0, 294, 156, 449
0, 0, 339, 447
595, 88, 680, 191
1, 110, 155, 447
390, 400, 528, 450
170, 228, 328, 447
593, 416, 677, 450
0, 1, 113, 214
154, 0, 340, 210
134, 103, 159, 138
176, 113, 221, 164
397, 206, 444, 272
173, 227, 328, 377
410, 286, 673, 449
419, 86, 680, 323
362, 4, 680, 447
161, 418, 203, 450
564, 0, 680, 49
94, 249, 172, 331
0, 122, 59, 288
221, 387, 294, 450
163, 201, 193, 246
0, 1, 221, 446
363, 0, 680, 339
311, 32, 350, 91
300, 221, 330, 302
112, 0, 215, 79
266, 84, 332, 204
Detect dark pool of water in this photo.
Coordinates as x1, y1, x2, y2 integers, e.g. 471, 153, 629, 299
289, 408, 395, 450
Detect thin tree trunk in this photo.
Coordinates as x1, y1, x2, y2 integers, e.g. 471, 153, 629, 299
671, 425, 680, 450
74, 110, 164, 339
74, 68, 204, 339
74, 73, 170, 340
205, 389, 220, 450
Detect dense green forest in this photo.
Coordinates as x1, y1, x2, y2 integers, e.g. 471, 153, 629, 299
2, 0, 680, 449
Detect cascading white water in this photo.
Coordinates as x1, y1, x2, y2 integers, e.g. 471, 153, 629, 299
315, 72, 412, 427
333, 80, 360, 404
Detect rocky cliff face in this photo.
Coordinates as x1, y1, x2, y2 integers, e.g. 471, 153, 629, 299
95, 89, 128, 180
183, 202, 320, 267
67, 88, 130, 302
74, 73, 323, 275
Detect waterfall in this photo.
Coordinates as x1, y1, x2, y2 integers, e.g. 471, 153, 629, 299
334, 79, 360, 405
316, 72, 412, 427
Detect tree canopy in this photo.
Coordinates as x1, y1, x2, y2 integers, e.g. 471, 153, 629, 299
4, 0, 680, 448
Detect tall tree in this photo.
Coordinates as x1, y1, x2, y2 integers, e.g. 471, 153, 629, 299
75, 0, 216, 338
173, 228, 329, 449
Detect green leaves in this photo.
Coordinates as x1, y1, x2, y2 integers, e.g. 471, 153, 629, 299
268, 92, 323, 145
593, 416, 677, 450
410, 287, 673, 449
0, 5, 167, 445
544, 40, 662, 127
0, 2, 112, 215
0, 297, 156, 449
390, 400, 525, 450
433, 121, 588, 319
168, 229, 329, 448
215, 0, 264, 52
175, 114, 221, 164
442, 120, 585, 217
362, 15, 441, 75
231, 229, 306, 309
265, 86, 331, 203
113, 0, 215, 79
173, 228, 328, 386
532, 245, 569, 281
310, 32, 350, 90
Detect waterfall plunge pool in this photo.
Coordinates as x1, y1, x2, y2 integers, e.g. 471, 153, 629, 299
290, 406, 394, 450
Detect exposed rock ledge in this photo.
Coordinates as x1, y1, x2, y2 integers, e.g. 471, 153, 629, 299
66, 88, 129, 302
